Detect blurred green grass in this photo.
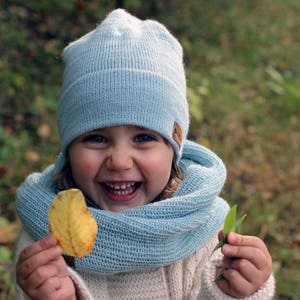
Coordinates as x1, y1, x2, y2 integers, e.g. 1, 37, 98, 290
1, 1, 300, 299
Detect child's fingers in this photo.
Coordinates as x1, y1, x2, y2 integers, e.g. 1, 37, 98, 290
18, 236, 58, 262
217, 231, 272, 297
53, 277, 76, 300
49, 256, 69, 277
32, 276, 62, 299
22, 263, 62, 290
228, 258, 263, 285
221, 243, 271, 272
17, 271, 62, 300
18, 260, 74, 300
34, 276, 75, 300
226, 233, 271, 258
218, 268, 254, 298
16, 245, 62, 280
221, 255, 265, 286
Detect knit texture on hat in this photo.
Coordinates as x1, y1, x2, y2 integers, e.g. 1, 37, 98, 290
58, 9, 188, 160
16, 141, 229, 274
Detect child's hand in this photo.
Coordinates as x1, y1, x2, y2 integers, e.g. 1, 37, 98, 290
16, 235, 76, 300
216, 231, 272, 298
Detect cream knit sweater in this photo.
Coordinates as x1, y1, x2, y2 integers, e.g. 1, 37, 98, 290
15, 230, 275, 300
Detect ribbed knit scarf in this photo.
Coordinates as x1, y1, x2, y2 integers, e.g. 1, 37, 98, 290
16, 140, 229, 274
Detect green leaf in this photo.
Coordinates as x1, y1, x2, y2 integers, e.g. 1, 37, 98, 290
214, 273, 225, 283
212, 205, 240, 254
212, 205, 247, 283
223, 204, 237, 235
232, 214, 247, 234
212, 239, 227, 253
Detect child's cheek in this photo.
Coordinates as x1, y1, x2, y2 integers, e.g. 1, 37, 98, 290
70, 150, 100, 180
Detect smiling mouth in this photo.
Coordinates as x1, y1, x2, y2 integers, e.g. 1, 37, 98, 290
103, 181, 141, 198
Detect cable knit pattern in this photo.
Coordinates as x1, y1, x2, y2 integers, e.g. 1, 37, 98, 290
15, 230, 275, 299
16, 141, 229, 274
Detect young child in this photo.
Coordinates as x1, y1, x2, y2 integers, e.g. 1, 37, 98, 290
14, 9, 274, 300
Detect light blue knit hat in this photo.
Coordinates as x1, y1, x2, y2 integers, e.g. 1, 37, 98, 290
57, 9, 189, 165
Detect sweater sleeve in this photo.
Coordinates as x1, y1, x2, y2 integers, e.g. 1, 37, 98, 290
68, 267, 95, 300
199, 250, 275, 300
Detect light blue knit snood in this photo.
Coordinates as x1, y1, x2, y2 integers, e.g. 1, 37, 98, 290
16, 141, 229, 274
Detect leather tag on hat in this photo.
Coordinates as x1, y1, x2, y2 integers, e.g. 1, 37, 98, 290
173, 122, 182, 147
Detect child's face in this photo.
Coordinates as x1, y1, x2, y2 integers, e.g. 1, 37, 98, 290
68, 125, 174, 212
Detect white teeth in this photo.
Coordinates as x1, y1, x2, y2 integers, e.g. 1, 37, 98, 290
104, 182, 136, 196
105, 182, 135, 190
114, 189, 134, 196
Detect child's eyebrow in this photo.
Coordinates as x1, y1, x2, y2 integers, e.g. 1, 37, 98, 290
86, 126, 152, 134
135, 126, 149, 131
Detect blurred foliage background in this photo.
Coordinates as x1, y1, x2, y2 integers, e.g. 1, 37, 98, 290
1, 0, 300, 299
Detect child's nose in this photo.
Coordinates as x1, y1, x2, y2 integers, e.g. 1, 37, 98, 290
106, 147, 133, 171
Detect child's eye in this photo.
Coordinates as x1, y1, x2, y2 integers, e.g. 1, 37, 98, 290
134, 134, 156, 143
82, 134, 107, 144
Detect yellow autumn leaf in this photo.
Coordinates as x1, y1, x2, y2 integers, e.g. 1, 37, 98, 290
48, 189, 98, 258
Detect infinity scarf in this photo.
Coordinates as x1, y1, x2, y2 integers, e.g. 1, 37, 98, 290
16, 140, 229, 274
